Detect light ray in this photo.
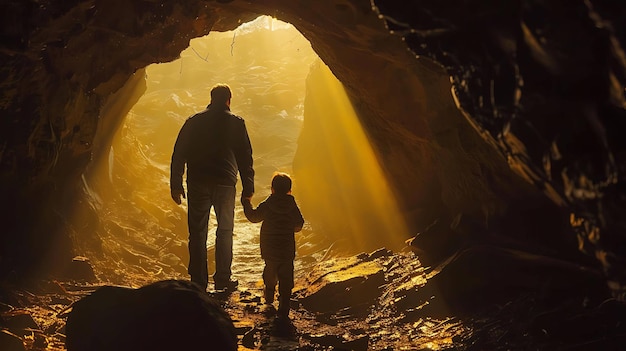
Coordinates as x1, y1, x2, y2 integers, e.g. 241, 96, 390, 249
294, 61, 411, 253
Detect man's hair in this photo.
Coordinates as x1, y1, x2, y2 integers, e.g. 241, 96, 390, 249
271, 172, 292, 195
210, 84, 232, 105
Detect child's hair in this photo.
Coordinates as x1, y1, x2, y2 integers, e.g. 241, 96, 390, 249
271, 172, 292, 195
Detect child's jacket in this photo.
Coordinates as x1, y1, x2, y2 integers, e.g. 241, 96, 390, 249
242, 194, 304, 261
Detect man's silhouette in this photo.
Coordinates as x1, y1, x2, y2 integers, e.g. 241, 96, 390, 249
170, 84, 254, 291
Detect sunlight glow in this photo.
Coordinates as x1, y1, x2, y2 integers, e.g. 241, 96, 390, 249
293, 61, 411, 253
81, 14, 409, 286
83, 15, 318, 284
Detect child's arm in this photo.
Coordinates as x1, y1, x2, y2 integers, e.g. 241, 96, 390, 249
241, 197, 264, 223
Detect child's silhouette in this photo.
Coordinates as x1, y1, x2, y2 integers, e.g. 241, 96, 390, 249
241, 172, 304, 317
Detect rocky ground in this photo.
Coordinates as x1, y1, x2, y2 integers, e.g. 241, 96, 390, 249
2, 247, 625, 350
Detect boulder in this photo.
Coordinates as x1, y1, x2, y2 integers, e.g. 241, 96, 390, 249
62, 256, 97, 282
65, 279, 237, 351
298, 255, 386, 314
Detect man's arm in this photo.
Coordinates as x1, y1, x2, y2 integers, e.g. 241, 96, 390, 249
234, 120, 255, 198
170, 121, 190, 204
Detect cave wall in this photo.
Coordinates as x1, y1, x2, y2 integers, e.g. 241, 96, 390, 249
1, 0, 624, 296
372, 0, 626, 297
1, 0, 221, 278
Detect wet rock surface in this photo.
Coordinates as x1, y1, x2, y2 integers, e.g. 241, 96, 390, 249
297, 253, 386, 314
2, 248, 625, 350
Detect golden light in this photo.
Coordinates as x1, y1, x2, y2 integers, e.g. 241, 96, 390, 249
82, 15, 410, 285
293, 61, 411, 253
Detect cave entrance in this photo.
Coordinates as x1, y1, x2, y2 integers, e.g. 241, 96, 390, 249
90, 15, 409, 287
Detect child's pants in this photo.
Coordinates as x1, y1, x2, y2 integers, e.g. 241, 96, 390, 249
263, 259, 294, 312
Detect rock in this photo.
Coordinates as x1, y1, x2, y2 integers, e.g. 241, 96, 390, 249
406, 216, 466, 267
298, 256, 386, 313
413, 245, 610, 316
31, 330, 47, 349
65, 279, 237, 351
530, 298, 626, 346
2, 311, 39, 331
63, 256, 97, 282
241, 327, 260, 349
388, 269, 431, 314
0, 330, 25, 351
366, 248, 394, 261
344, 334, 369, 351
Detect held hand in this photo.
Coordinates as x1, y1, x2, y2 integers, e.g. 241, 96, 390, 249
240, 193, 253, 204
171, 189, 186, 205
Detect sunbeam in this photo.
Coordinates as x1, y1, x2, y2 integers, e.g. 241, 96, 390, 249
293, 60, 411, 253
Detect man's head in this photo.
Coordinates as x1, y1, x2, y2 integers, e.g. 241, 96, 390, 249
271, 172, 292, 195
210, 84, 232, 106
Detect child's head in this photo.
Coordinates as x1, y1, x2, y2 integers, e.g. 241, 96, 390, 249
271, 172, 292, 195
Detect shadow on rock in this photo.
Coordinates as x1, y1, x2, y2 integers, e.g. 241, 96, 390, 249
415, 244, 611, 317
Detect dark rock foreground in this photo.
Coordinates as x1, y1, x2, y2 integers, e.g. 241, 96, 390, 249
65, 280, 237, 351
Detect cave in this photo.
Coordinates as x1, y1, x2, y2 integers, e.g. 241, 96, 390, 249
1, 0, 626, 350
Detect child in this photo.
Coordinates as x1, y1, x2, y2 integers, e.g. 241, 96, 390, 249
241, 172, 304, 317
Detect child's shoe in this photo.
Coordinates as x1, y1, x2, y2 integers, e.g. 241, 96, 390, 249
264, 287, 275, 304
277, 297, 290, 317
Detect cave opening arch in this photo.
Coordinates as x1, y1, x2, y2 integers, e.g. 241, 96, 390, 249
1, 1, 593, 298
81, 15, 413, 286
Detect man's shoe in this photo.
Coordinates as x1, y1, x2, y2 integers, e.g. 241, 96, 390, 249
215, 279, 238, 291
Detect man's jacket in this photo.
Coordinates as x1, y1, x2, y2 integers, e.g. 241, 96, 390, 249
170, 103, 254, 196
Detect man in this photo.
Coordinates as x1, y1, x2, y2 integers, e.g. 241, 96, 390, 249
170, 84, 254, 291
